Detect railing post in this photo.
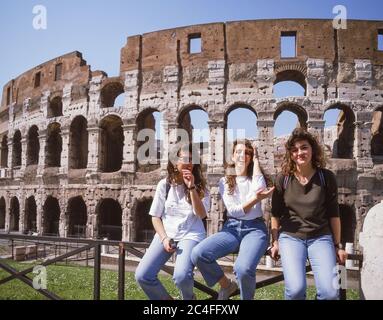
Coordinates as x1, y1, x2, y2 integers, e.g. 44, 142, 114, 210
11, 240, 14, 260
93, 244, 101, 300
118, 242, 125, 300
339, 262, 346, 300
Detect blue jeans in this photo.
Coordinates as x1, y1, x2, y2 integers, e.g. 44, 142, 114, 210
191, 218, 268, 300
278, 233, 339, 300
135, 235, 198, 300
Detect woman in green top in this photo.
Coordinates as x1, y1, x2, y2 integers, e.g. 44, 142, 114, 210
270, 128, 347, 300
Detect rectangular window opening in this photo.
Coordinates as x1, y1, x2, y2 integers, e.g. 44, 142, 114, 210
6, 87, 11, 105
34, 72, 41, 88
281, 31, 297, 58
378, 30, 383, 51
188, 34, 202, 54
55, 63, 63, 81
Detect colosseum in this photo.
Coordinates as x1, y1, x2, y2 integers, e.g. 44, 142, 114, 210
1, 19, 383, 248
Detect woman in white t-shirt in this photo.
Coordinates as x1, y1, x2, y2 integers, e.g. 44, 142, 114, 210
191, 139, 274, 300
135, 143, 210, 300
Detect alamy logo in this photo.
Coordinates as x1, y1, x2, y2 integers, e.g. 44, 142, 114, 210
32, 5, 47, 30
333, 5, 347, 30
33, 265, 47, 290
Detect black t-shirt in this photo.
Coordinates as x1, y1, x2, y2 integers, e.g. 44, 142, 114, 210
271, 168, 339, 239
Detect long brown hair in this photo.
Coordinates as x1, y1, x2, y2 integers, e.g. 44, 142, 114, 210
166, 143, 207, 203
225, 139, 271, 195
281, 128, 326, 175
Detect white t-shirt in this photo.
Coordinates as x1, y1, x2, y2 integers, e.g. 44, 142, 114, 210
219, 175, 266, 220
149, 178, 210, 242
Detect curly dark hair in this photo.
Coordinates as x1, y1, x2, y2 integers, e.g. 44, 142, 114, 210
225, 139, 271, 195
166, 143, 207, 203
281, 128, 326, 175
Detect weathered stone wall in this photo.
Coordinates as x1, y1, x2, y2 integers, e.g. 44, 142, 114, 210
0, 19, 383, 245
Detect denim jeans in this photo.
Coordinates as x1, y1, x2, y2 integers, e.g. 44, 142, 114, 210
191, 218, 268, 300
135, 235, 198, 300
278, 232, 339, 300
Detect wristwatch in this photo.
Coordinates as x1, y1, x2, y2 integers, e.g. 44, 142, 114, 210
188, 185, 196, 191
334, 243, 343, 250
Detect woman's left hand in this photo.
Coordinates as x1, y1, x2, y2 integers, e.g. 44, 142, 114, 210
336, 249, 348, 265
182, 169, 195, 188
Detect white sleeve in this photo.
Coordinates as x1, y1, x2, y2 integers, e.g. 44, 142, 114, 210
218, 178, 246, 219
251, 174, 267, 193
148, 179, 167, 217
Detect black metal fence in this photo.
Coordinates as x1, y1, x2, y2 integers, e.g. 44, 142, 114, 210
0, 233, 363, 300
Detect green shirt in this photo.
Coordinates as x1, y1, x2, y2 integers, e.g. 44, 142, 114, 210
271, 168, 339, 239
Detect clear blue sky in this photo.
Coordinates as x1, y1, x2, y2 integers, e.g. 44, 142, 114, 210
1, 0, 382, 139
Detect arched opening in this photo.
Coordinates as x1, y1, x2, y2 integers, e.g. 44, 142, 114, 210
273, 104, 308, 168
134, 198, 154, 242
324, 105, 355, 159
45, 123, 62, 167
339, 204, 356, 245
225, 105, 258, 164
136, 109, 162, 172
69, 116, 88, 169
273, 70, 306, 98
43, 196, 60, 236
0, 197, 5, 229
371, 106, 383, 163
48, 96, 63, 118
12, 130, 22, 168
10, 197, 20, 232
100, 82, 124, 108
67, 196, 87, 238
99, 115, 123, 172
178, 106, 210, 168
26, 126, 40, 166
97, 198, 122, 240
25, 196, 37, 234
1, 135, 8, 168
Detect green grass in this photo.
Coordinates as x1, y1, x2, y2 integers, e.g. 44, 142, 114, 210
0, 259, 359, 300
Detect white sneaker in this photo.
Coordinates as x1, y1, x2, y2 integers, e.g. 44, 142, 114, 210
217, 279, 238, 300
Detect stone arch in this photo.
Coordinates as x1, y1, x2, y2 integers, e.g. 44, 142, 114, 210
133, 197, 154, 242
43, 196, 60, 236
1, 135, 8, 168
324, 104, 355, 159
24, 195, 37, 233
69, 116, 88, 169
48, 96, 63, 118
371, 105, 383, 163
273, 102, 308, 129
67, 196, 87, 237
274, 69, 307, 91
45, 122, 62, 167
177, 105, 210, 158
0, 197, 5, 229
100, 81, 124, 108
12, 130, 22, 168
99, 115, 123, 172
10, 196, 20, 232
96, 198, 122, 240
26, 125, 40, 166
136, 108, 161, 172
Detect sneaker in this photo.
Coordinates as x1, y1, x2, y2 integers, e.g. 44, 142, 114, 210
217, 279, 238, 300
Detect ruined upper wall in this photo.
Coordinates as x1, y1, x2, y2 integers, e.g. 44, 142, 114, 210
1, 51, 91, 111
120, 19, 383, 90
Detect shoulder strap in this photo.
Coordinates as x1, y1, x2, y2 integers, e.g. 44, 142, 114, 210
318, 169, 326, 187
283, 175, 290, 190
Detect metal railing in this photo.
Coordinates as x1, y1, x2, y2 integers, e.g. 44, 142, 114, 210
0, 233, 363, 300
